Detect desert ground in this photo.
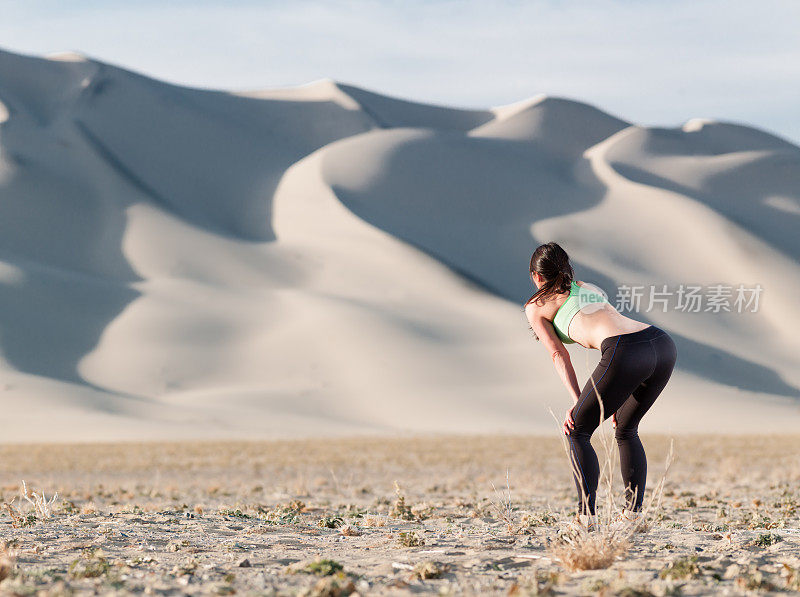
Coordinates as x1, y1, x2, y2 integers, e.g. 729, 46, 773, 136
2, 434, 800, 596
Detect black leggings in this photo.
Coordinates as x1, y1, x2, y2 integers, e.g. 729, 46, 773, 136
568, 325, 677, 515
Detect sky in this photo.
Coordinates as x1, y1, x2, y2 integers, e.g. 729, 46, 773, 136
2, 0, 799, 144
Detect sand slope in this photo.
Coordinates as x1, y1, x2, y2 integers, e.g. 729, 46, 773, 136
0, 47, 798, 441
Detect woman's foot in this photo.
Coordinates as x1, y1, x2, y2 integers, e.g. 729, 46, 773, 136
610, 508, 641, 532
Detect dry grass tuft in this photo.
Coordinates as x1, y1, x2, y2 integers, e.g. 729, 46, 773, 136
21, 480, 59, 519
299, 576, 355, 597
550, 531, 630, 572
1, 480, 59, 528
362, 515, 386, 527
490, 468, 518, 534
339, 524, 362, 537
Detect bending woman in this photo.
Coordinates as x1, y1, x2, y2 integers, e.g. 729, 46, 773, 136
523, 242, 677, 522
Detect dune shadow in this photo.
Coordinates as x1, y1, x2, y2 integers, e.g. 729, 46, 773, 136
0, 257, 153, 412
326, 132, 800, 401
670, 332, 800, 400
0, 51, 380, 405
71, 63, 379, 242
327, 132, 608, 303
609, 158, 800, 261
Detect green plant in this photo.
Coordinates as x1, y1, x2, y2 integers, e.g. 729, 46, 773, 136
288, 558, 344, 576
391, 482, 415, 521
219, 508, 251, 519
659, 556, 701, 580
317, 516, 344, 529
397, 531, 424, 547
752, 532, 782, 547
68, 548, 112, 579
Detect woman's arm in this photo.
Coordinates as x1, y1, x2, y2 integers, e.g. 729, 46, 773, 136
525, 305, 581, 403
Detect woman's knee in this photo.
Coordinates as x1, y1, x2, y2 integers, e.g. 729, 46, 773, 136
614, 426, 639, 441
571, 403, 600, 436
568, 427, 594, 443
571, 410, 599, 437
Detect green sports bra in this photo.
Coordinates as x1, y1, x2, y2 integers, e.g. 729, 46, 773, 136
552, 281, 609, 344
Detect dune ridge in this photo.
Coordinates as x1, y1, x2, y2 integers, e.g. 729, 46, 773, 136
0, 47, 798, 441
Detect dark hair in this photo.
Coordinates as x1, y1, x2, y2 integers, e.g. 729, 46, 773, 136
524, 242, 573, 307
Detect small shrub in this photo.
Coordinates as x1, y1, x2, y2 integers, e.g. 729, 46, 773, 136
397, 531, 424, 547
317, 516, 344, 529
260, 502, 304, 525
288, 558, 344, 577
412, 561, 448, 580
219, 508, 250, 519
752, 532, 782, 547
339, 524, 362, 536
300, 576, 355, 597
2, 502, 35, 528
659, 556, 701, 580
522, 511, 559, 527
362, 515, 386, 527
390, 482, 415, 521
68, 548, 111, 579
171, 559, 198, 577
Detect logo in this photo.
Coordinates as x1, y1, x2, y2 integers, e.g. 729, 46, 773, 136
575, 282, 609, 314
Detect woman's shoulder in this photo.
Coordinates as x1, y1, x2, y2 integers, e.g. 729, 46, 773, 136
524, 291, 566, 319
523, 295, 547, 318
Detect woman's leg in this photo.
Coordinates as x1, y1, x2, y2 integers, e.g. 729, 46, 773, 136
614, 334, 677, 511
569, 338, 656, 514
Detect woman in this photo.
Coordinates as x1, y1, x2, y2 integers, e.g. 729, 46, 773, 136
523, 242, 677, 525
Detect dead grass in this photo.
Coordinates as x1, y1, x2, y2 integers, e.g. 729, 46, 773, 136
490, 468, 518, 534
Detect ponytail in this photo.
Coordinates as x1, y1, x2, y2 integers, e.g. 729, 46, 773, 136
524, 242, 573, 307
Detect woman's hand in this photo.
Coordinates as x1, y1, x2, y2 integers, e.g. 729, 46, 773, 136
563, 406, 575, 435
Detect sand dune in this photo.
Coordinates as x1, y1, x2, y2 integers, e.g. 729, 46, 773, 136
0, 47, 798, 441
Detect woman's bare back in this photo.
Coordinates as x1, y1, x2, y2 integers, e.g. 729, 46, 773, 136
542, 280, 650, 350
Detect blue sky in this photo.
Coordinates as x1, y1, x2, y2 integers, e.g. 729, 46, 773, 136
2, 0, 799, 144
